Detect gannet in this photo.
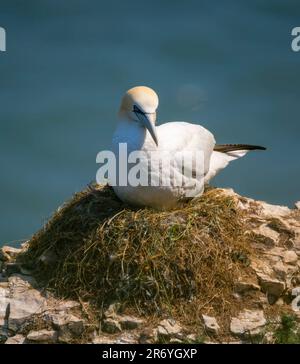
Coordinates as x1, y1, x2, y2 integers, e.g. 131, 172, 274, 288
111, 86, 265, 209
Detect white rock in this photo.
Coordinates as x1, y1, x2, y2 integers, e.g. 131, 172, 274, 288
8, 274, 37, 289
264, 331, 275, 344
251, 259, 274, 277
92, 335, 116, 344
0, 287, 9, 328
0, 246, 22, 261
283, 250, 298, 265
48, 312, 84, 342
156, 318, 182, 338
291, 295, 300, 312
27, 329, 58, 343
5, 334, 26, 344
234, 281, 260, 294
53, 300, 80, 312
295, 233, 300, 250
8, 281, 46, 332
103, 303, 121, 318
275, 298, 284, 306
170, 338, 184, 343
273, 261, 289, 280
186, 333, 197, 342
202, 314, 220, 335
253, 224, 280, 245
220, 188, 236, 198
2, 274, 44, 333
295, 201, 300, 210
291, 287, 300, 297
268, 247, 286, 257
258, 202, 291, 218
115, 333, 138, 344
230, 310, 266, 336
21, 241, 30, 250
257, 273, 285, 297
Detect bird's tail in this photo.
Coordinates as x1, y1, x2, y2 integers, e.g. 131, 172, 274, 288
214, 144, 266, 153
205, 144, 266, 183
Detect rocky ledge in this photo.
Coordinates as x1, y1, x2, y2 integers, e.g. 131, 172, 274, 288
1, 189, 300, 344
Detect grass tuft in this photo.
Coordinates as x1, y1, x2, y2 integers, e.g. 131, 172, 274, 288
274, 314, 300, 344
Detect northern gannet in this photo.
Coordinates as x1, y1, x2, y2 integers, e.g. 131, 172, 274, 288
111, 86, 265, 209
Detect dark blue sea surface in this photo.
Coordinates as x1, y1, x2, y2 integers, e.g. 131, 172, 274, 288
0, 0, 300, 245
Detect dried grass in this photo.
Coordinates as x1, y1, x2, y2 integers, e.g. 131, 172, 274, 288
18, 184, 252, 322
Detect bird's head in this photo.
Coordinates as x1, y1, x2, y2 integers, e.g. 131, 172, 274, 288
119, 86, 159, 146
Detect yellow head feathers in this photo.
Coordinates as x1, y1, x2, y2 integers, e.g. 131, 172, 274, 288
119, 86, 159, 115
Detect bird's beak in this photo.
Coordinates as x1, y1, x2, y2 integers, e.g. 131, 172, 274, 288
135, 111, 158, 146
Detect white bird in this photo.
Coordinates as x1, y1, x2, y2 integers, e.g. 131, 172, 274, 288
111, 86, 265, 209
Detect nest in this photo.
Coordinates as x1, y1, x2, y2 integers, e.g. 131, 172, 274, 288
19, 184, 252, 319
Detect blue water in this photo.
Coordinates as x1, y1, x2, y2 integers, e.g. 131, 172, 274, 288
1, 0, 300, 246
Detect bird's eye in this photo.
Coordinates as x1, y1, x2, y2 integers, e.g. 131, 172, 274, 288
133, 105, 144, 114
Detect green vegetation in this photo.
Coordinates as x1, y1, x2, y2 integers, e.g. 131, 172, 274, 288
274, 314, 300, 344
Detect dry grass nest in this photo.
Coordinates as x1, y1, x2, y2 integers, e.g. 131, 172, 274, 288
18, 184, 253, 321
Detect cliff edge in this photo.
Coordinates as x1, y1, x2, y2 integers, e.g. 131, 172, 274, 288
0, 185, 300, 344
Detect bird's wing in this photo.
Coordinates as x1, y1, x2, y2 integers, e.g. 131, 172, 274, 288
156, 122, 216, 175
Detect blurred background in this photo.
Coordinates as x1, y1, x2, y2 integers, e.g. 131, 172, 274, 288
0, 0, 300, 246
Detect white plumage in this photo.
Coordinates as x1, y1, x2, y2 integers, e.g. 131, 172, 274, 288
111, 86, 265, 209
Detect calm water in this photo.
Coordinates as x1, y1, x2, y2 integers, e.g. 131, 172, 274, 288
1, 0, 300, 246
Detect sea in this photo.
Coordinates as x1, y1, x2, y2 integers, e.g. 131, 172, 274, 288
0, 0, 300, 246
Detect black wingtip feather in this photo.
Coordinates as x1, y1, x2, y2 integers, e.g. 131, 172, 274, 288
214, 144, 266, 153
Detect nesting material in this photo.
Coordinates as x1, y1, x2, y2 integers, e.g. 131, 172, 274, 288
18, 184, 251, 317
